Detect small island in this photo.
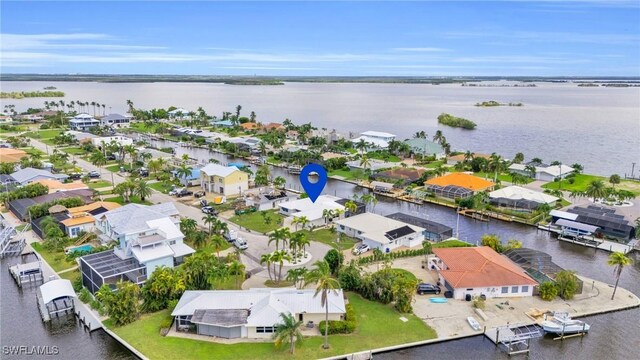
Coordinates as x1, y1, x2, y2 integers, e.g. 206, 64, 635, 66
474, 100, 523, 107
0, 90, 65, 99
437, 113, 477, 129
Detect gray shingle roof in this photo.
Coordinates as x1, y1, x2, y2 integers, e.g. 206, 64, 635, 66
10, 167, 68, 184
99, 203, 179, 234
191, 309, 250, 326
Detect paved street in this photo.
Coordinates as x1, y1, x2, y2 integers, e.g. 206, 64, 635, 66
29, 138, 333, 275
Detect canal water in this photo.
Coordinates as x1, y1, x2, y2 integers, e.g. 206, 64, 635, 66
1, 138, 638, 359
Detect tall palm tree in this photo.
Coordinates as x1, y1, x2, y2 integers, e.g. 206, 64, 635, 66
359, 154, 371, 172
180, 218, 197, 235
585, 179, 607, 202
260, 253, 274, 281
202, 214, 217, 234
272, 312, 304, 354
355, 139, 368, 154
210, 234, 226, 257
269, 227, 290, 251
270, 250, 292, 283
176, 164, 193, 186
135, 179, 152, 201
89, 151, 107, 175
296, 216, 309, 231
228, 260, 246, 288
432, 130, 443, 144
607, 252, 633, 300
489, 153, 503, 183
305, 260, 341, 349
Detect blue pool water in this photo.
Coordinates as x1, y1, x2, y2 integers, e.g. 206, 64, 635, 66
67, 244, 94, 254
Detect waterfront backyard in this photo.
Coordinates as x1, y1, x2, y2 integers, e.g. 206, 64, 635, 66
105, 292, 437, 360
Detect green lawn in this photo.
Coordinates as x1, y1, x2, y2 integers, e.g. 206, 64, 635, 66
24, 129, 64, 139
20, 147, 46, 156
149, 182, 174, 194
105, 292, 436, 360
210, 276, 242, 290
432, 239, 475, 248
423, 160, 445, 169
59, 269, 81, 282
31, 242, 77, 272
367, 151, 401, 162
108, 195, 152, 205
473, 171, 532, 184
86, 180, 112, 189
298, 228, 358, 251
328, 168, 366, 181
61, 146, 86, 155
228, 210, 283, 234
266, 156, 282, 165
540, 173, 635, 193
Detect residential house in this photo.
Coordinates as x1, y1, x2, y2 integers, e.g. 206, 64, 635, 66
66, 130, 98, 144
351, 131, 396, 149
335, 212, 425, 252
168, 108, 190, 119
244, 187, 295, 211
424, 173, 495, 199
212, 120, 235, 128
10, 167, 68, 186
447, 153, 491, 166
404, 138, 445, 159
239, 122, 260, 131
199, 164, 248, 196
263, 123, 284, 132
508, 163, 574, 182
8, 189, 94, 221
69, 113, 100, 131
172, 168, 201, 187
431, 246, 537, 300
489, 186, 558, 212
279, 195, 346, 228
80, 203, 195, 293
91, 135, 134, 148
311, 128, 344, 144
34, 179, 89, 193
385, 212, 453, 242
0, 115, 13, 123
230, 137, 262, 153
100, 113, 130, 128
0, 148, 28, 163
59, 201, 121, 237
552, 205, 636, 240
171, 288, 346, 339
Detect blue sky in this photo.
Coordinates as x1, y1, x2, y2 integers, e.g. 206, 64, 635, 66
1, 1, 639, 76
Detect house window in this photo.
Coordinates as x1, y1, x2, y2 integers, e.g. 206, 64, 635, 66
522, 286, 529, 293
256, 326, 275, 333
170, 240, 176, 245
70, 227, 80, 237
512, 286, 519, 293
501, 287, 508, 294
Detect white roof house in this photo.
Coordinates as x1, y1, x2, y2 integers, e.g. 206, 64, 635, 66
489, 186, 559, 204
200, 163, 242, 177
172, 288, 346, 339
91, 135, 134, 148
351, 131, 396, 149
508, 163, 574, 181
278, 195, 345, 226
10, 167, 68, 185
335, 212, 426, 252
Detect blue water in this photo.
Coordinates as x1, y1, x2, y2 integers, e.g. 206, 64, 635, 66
67, 244, 93, 254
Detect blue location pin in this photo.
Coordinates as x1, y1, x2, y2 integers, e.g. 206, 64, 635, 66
300, 164, 327, 203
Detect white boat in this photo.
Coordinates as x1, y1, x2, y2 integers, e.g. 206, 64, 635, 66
467, 316, 481, 331
541, 312, 590, 334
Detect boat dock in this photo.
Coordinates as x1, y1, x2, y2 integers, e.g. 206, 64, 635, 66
9, 259, 44, 287
538, 225, 636, 254
484, 323, 542, 356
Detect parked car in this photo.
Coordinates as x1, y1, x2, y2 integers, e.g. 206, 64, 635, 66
194, 190, 205, 198
417, 283, 441, 295
176, 188, 193, 198
68, 173, 82, 180
138, 167, 149, 177
224, 230, 238, 242
233, 237, 248, 250
201, 206, 217, 215
88, 171, 100, 178
106, 154, 116, 161
352, 244, 370, 255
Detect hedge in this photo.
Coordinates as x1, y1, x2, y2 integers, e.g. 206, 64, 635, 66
356, 248, 431, 265
319, 303, 355, 335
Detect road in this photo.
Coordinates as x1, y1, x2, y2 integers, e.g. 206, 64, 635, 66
29, 138, 333, 275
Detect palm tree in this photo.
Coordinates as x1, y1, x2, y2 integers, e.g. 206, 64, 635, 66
585, 179, 607, 202
260, 253, 274, 281
180, 218, 197, 235
271, 250, 292, 283
228, 260, 246, 288
607, 252, 633, 300
272, 312, 304, 354
273, 176, 286, 189
135, 179, 152, 201
210, 234, 227, 257
432, 130, 443, 144
269, 227, 290, 251
344, 200, 358, 215
296, 216, 309, 231
191, 232, 208, 249
176, 164, 193, 186
286, 268, 308, 289
203, 214, 217, 234
489, 153, 503, 183
355, 139, 368, 154
305, 260, 340, 349
89, 152, 107, 174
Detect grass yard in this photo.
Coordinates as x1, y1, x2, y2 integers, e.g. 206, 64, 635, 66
542, 173, 640, 195
86, 180, 112, 189
24, 129, 64, 139
59, 269, 80, 283
149, 181, 174, 194
298, 228, 358, 251
266, 156, 282, 165
20, 147, 46, 156
31, 242, 77, 272
210, 275, 242, 290
229, 210, 283, 234
367, 151, 401, 163
432, 239, 475, 248
187, 238, 231, 257
328, 168, 366, 181
473, 171, 532, 184
108, 195, 152, 205
61, 146, 86, 155
105, 292, 436, 360
422, 160, 445, 169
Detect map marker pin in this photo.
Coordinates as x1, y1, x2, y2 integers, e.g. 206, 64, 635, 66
300, 163, 327, 203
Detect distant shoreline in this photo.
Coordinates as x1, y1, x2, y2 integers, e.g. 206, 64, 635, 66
2, 74, 640, 85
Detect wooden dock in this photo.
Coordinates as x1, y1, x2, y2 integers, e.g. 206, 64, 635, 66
484, 323, 542, 356
9, 260, 44, 287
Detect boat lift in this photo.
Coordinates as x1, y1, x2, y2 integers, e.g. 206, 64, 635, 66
485, 323, 543, 356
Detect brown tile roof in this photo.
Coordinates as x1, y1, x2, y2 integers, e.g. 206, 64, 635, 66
61, 215, 95, 226
425, 172, 494, 191
67, 201, 120, 214
433, 246, 537, 288
35, 179, 90, 192
263, 122, 284, 131
0, 148, 27, 163
240, 122, 260, 130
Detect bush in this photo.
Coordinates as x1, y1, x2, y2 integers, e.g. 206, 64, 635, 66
72, 276, 83, 292
318, 304, 356, 334
78, 288, 92, 303
555, 270, 579, 300
538, 281, 558, 301
472, 297, 486, 309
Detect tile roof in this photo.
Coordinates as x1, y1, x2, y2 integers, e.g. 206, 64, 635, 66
0, 148, 27, 163
61, 215, 95, 226
433, 246, 537, 288
35, 179, 89, 193
404, 138, 444, 155
425, 173, 494, 191
67, 201, 121, 214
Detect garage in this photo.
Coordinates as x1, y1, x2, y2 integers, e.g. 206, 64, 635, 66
190, 309, 248, 339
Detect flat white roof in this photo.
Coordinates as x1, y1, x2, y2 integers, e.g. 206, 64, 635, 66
336, 212, 424, 244
351, 136, 390, 148
170, 242, 196, 257
279, 195, 342, 213
550, 209, 579, 221
131, 244, 175, 263
40, 279, 76, 304
489, 186, 558, 204
361, 131, 396, 138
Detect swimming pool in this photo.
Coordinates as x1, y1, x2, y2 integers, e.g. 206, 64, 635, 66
66, 244, 94, 254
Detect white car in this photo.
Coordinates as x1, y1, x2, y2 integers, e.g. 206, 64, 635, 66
233, 238, 248, 250
352, 244, 370, 255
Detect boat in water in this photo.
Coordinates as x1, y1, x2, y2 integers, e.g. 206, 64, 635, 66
541, 312, 590, 334
467, 316, 481, 331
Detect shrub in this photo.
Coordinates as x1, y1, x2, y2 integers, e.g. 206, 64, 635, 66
555, 270, 579, 300
538, 281, 558, 301
72, 276, 83, 292
78, 288, 92, 303
472, 297, 486, 309
318, 304, 356, 334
